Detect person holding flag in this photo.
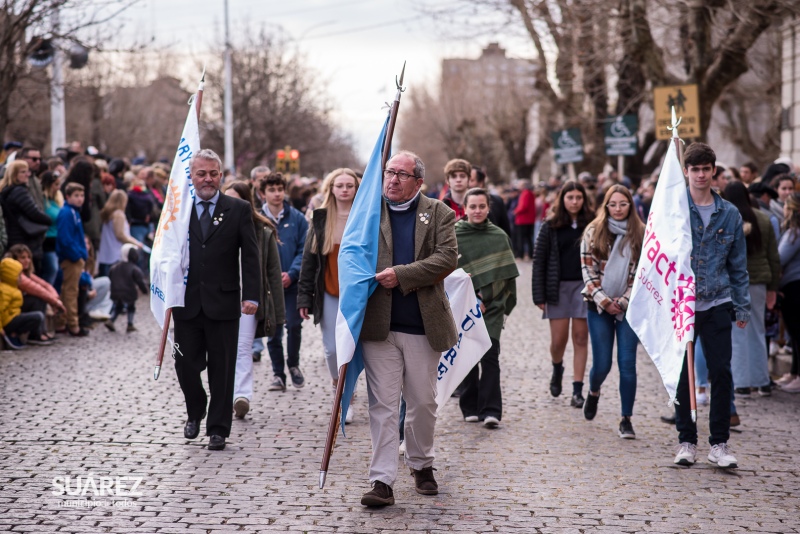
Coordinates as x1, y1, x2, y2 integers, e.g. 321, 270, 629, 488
358, 150, 458, 507
673, 142, 750, 468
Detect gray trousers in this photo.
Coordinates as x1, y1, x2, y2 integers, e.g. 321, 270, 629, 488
362, 331, 439, 487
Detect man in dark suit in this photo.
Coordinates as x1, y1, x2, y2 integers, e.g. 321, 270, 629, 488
173, 148, 261, 451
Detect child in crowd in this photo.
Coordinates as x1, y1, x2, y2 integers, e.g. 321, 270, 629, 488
56, 183, 89, 337
0, 257, 51, 349
105, 243, 147, 333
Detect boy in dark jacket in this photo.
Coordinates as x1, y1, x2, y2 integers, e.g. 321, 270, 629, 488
56, 183, 89, 336
105, 243, 147, 333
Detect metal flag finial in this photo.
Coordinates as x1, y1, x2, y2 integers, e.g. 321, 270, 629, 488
396, 61, 406, 93
668, 106, 682, 139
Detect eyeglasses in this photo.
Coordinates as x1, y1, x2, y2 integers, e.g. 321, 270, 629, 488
27, 157, 41, 161
383, 169, 418, 182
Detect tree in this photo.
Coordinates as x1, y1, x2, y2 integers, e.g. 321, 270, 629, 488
202, 25, 359, 178
0, 0, 137, 145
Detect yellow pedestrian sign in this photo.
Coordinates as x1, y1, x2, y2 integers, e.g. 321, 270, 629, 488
653, 84, 701, 140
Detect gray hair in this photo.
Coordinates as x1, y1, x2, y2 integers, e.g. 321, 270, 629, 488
250, 165, 270, 180
189, 148, 222, 170
391, 150, 425, 180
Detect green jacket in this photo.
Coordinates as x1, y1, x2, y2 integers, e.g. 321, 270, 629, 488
747, 209, 780, 290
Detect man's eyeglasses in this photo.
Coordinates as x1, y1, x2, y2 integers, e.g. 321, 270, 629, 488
383, 169, 418, 182
27, 157, 41, 161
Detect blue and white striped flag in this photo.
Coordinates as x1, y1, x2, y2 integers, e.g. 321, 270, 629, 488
335, 116, 389, 434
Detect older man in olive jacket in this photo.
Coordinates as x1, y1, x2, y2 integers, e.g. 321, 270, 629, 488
359, 151, 458, 507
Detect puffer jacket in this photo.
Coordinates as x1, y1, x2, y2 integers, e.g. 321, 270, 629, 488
0, 258, 24, 327
297, 208, 329, 325
0, 184, 52, 256
531, 220, 561, 305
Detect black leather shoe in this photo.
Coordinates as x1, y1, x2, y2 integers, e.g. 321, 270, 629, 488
184, 418, 201, 439
208, 435, 226, 450
550, 363, 564, 397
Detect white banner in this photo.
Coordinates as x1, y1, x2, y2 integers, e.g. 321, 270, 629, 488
627, 140, 696, 403
149, 94, 201, 330
435, 269, 493, 413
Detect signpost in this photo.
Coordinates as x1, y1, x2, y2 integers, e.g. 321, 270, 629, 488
604, 114, 638, 181
653, 84, 701, 140
551, 128, 584, 180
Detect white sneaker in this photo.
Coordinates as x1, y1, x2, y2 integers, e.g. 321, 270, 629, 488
88, 310, 111, 320
708, 442, 738, 468
769, 341, 780, 356
696, 391, 709, 405
398, 440, 406, 456
776, 373, 796, 386
483, 416, 500, 429
345, 405, 354, 424
674, 442, 697, 466
781, 376, 800, 393
464, 415, 479, 423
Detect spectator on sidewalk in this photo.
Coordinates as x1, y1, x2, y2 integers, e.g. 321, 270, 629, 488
40, 171, 63, 286
56, 183, 89, 337
777, 193, 800, 393
0, 257, 51, 349
6, 244, 64, 341
105, 244, 147, 333
97, 190, 144, 277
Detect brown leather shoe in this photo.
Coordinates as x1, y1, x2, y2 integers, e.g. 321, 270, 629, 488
411, 466, 438, 495
361, 481, 394, 506
730, 413, 741, 427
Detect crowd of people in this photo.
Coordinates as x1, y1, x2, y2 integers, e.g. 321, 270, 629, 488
2, 138, 800, 504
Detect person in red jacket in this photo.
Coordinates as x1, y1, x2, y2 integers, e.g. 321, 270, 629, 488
514, 181, 536, 259
7, 243, 65, 342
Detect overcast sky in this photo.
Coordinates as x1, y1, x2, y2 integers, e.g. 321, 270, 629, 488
117, 0, 535, 162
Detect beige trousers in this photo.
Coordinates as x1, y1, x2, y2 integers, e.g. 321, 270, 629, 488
60, 259, 85, 330
362, 331, 439, 487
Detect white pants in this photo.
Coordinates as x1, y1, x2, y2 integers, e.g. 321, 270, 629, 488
320, 292, 339, 381
362, 331, 439, 487
234, 313, 258, 401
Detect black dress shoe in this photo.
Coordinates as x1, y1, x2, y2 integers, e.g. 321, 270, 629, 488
208, 435, 226, 450
660, 415, 676, 425
184, 418, 202, 439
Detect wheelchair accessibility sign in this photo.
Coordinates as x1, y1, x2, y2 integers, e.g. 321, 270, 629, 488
604, 115, 638, 156
551, 128, 584, 164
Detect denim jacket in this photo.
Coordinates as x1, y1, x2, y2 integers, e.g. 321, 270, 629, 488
687, 188, 750, 323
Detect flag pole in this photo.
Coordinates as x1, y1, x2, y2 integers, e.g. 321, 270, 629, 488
669, 105, 696, 423
153, 69, 205, 381
319, 62, 406, 490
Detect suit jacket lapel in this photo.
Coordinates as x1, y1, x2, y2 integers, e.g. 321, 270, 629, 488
414, 197, 433, 259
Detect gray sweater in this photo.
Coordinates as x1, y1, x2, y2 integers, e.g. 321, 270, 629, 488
778, 229, 800, 287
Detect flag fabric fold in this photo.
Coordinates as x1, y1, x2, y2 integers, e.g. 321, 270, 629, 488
627, 140, 696, 403
336, 117, 389, 434
149, 98, 200, 330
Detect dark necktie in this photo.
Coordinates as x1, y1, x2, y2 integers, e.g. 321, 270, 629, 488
199, 201, 212, 239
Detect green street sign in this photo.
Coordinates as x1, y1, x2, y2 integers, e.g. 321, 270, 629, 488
604, 115, 638, 156
551, 128, 584, 164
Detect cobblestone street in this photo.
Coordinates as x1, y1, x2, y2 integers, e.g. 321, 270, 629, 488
1, 261, 798, 533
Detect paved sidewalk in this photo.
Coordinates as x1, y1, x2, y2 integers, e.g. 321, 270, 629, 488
1, 260, 798, 533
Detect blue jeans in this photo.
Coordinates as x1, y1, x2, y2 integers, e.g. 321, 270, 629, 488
267, 286, 301, 382
41, 251, 59, 286
130, 224, 149, 272
587, 309, 639, 417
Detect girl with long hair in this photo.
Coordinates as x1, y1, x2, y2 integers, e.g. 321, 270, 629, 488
6, 243, 65, 342
223, 180, 286, 419
580, 184, 644, 437
298, 168, 361, 422
724, 181, 780, 397
97, 189, 144, 277
40, 171, 64, 285
532, 181, 595, 408
777, 193, 800, 393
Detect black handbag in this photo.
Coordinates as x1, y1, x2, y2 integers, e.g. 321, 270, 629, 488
18, 215, 49, 238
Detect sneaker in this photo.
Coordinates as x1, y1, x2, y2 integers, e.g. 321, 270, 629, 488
288, 366, 305, 388
126, 324, 137, 333
268, 376, 286, 391
674, 442, 697, 466
757, 385, 772, 397
618, 417, 635, 439
483, 415, 500, 429
3, 334, 25, 350
549, 363, 564, 397
696, 391, 709, 405
769, 340, 780, 356
583, 393, 599, 420
233, 397, 250, 419
252, 351, 261, 362
104, 321, 116, 332
410, 466, 438, 495
345, 405, 353, 424
781, 376, 800, 393
776, 373, 797, 386
708, 442, 738, 468
361, 481, 394, 507
570, 393, 585, 408
464, 415, 480, 423
398, 440, 406, 456
26, 336, 53, 346
88, 310, 111, 320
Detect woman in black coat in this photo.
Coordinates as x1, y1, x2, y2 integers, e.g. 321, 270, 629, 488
0, 160, 52, 269
532, 181, 594, 408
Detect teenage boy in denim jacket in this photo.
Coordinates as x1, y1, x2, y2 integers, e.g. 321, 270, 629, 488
673, 142, 750, 470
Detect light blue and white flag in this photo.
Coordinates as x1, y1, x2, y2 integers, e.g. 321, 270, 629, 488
336, 116, 389, 434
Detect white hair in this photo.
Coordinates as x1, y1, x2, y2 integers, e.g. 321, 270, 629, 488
189, 148, 222, 170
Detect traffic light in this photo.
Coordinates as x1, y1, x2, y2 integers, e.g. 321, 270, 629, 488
289, 149, 300, 173
275, 146, 299, 174
275, 148, 287, 172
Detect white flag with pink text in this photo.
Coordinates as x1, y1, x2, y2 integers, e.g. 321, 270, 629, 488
628, 141, 696, 403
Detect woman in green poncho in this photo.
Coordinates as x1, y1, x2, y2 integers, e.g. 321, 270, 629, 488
456, 188, 519, 429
